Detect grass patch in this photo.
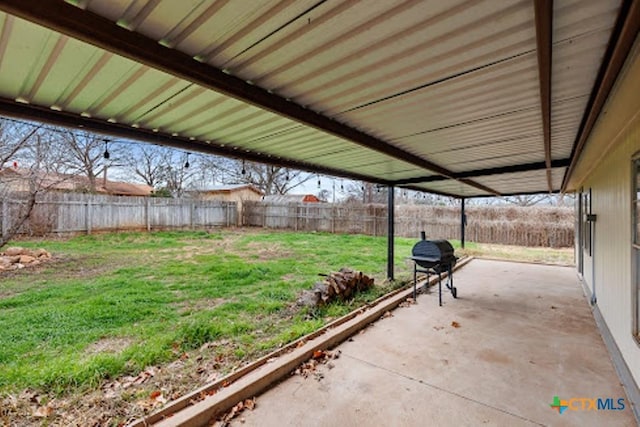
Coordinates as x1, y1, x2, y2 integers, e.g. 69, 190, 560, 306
0, 230, 418, 394
0, 229, 570, 396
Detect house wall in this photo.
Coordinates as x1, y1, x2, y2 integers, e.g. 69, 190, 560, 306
580, 96, 640, 389
572, 40, 640, 392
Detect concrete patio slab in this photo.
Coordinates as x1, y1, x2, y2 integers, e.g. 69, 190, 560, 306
230, 259, 636, 427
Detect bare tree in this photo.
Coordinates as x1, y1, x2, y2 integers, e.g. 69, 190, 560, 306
342, 182, 385, 204
501, 194, 551, 207
122, 144, 172, 189
208, 158, 312, 195
161, 152, 196, 197
0, 121, 68, 248
59, 131, 122, 192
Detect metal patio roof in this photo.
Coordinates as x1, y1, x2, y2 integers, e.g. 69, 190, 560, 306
0, 0, 637, 197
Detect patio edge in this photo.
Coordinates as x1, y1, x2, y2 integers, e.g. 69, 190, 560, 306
136, 257, 473, 427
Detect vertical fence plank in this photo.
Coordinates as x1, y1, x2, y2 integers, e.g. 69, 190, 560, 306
1, 198, 8, 239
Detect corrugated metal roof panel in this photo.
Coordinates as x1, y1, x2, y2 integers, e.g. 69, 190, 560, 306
0, 0, 627, 197
551, 0, 620, 159
473, 167, 567, 194
410, 179, 492, 197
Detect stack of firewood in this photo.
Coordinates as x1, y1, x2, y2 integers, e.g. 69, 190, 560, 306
297, 268, 374, 308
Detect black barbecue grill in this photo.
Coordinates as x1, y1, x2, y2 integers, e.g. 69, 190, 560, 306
410, 236, 458, 306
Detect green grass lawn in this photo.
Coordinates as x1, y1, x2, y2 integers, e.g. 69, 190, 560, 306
0, 229, 572, 400
0, 230, 424, 395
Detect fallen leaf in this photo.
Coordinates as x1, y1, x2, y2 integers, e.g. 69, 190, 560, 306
312, 350, 325, 359
244, 397, 256, 410
382, 311, 393, 319
33, 405, 53, 418
149, 390, 162, 400
451, 321, 461, 328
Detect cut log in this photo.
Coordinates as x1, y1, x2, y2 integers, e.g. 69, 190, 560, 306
297, 268, 375, 308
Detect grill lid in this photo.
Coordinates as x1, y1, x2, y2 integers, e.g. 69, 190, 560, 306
411, 239, 456, 268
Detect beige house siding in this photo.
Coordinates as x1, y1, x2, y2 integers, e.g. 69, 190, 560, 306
579, 99, 640, 386
200, 187, 262, 225
571, 38, 640, 391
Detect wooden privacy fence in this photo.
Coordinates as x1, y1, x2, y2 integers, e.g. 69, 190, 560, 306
0, 193, 574, 247
243, 202, 575, 248
0, 193, 237, 237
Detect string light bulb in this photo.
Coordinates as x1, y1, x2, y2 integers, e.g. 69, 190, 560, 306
184, 153, 190, 169
241, 159, 246, 175
317, 175, 321, 189
103, 140, 110, 160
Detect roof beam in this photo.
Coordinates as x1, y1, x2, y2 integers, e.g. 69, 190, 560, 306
533, 0, 553, 193
394, 158, 571, 185
0, 97, 394, 186
562, 0, 640, 191
0, 0, 500, 196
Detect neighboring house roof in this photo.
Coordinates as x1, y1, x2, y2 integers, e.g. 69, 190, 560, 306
262, 194, 321, 203
200, 184, 264, 196
0, 167, 153, 196
97, 181, 153, 196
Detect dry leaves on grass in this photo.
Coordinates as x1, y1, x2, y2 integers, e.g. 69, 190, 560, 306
32, 404, 54, 418
136, 389, 168, 412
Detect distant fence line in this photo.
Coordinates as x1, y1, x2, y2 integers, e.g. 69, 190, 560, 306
1, 193, 236, 237
0, 193, 574, 247
243, 202, 574, 248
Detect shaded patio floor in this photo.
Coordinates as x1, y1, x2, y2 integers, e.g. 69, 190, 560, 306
230, 259, 636, 426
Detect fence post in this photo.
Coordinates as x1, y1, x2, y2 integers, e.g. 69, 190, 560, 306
373, 206, 377, 237
294, 205, 298, 231
226, 203, 230, 227
263, 204, 266, 227
331, 205, 335, 234
146, 197, 151, 231
1, 199, 8, 240
190, 200, 195, 229
86, 197, 92, 235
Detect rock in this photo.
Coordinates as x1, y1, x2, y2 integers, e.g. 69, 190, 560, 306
3, 247, 26, 257
19, 255, 36, 264
15, 263, 24, 269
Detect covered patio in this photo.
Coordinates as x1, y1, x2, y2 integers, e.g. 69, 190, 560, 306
227, 260, 635, 426
0, 1, 638, 425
